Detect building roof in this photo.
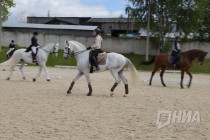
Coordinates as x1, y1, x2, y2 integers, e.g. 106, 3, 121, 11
88, 18, 135, 23
27, 17, 91, 25
3, 23, 97, 31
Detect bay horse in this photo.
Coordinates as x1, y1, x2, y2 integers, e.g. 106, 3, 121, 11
142, 49, 208, 88
63, 40, 139, 97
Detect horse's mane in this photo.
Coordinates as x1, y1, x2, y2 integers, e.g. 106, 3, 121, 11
69, 41, 86, 50
42, 43, 55, 49
182, 49, 205, 56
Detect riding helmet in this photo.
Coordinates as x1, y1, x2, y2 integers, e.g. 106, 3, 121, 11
175, 36, 181, 40
94, 28, 101, 34
33, 32, 39, 35
11, 40, 14, 42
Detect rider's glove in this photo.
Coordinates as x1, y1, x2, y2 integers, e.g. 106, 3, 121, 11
87, 46, 91, 50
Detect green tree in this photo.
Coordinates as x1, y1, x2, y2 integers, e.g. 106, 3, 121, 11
1, 0, 15, 21
196, 0, 210, 41
127, 0, 206, 50
0, 0, 15, 51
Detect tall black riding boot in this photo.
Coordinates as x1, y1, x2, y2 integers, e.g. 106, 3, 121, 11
32, 53, 37, 63
92, 56, 100, 71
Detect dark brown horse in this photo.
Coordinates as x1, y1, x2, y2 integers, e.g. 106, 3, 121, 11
142, 49, 208, 88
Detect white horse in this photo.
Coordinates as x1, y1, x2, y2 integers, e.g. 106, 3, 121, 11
0, 43, 59, 81
63, 40, 139, 97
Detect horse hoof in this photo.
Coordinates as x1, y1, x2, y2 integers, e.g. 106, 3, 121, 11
7, 77, 10, 80
33, 78, 36, 82
123, 95, 127, 97
3, 69, 5, 71
67, 90, 71, 95
47, 79, 51, 82
163, 85, 167, 87
149, 83, 152, 86
181, 87, 184, 89
188, 85, 191, 88
87, 93, 92, 96
23, 77, 26, 80
110, 92, 114, 97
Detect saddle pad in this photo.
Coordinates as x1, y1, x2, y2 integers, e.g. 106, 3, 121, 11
168, 54, 183, 64
97, 52, 107, 65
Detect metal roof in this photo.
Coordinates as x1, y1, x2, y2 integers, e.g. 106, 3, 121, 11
88, 18, 135, 23
3, 23, 97, 31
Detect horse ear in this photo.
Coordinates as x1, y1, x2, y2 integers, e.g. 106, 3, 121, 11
64, 40, 67, 46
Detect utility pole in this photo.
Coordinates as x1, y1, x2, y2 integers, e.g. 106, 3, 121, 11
145, 0, 151, 61
0, 0, 2, 52
47, 10, 50, 17
126, 0, 130, 34
127, 7, 130, 34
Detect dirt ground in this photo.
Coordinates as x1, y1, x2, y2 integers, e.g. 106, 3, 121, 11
0, 66, 209, 140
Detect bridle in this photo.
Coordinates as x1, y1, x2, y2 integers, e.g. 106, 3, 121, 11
194, 52, 206, 64
64, 46, 87, 57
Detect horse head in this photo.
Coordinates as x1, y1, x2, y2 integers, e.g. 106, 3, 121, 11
197, 51, 208, 65
42, 43, 59, 57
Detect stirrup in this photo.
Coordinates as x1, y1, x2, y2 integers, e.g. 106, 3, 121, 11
33, 59, 37, 63
96, 67, 100, 71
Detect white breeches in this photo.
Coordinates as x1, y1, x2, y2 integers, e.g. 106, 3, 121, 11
32, 46, 40, 54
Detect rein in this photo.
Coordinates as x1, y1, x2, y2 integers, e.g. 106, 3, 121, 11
65, 48, 87, 57
42, 47, 58, 54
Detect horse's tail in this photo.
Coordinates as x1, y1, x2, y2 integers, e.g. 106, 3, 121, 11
127, 59, 139, 87
0, 56, 15, 68
141, 56, 156, 65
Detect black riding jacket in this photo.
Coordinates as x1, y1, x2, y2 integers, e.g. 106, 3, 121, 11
9, 43, 15, 49
31, 36, 39, 47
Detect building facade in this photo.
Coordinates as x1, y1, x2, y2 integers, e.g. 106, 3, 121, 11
3, 23, 97, 36
27, 17, 139, 37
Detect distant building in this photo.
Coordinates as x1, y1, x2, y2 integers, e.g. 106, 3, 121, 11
27, 17, 90, 25
27, 17, 139, 37
3, 23, 97, 36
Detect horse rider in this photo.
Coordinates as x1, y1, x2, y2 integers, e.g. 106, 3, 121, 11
171, 36, 181, 67
26, 32, 40, 63
87, 28, 103, 71
6, 40, 16, 60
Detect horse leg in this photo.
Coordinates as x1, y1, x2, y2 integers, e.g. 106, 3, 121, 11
67, 72, 83, 94
42, 65, 50, 82
160, 66, 167, 87
33, 67, 42, 82
110, 69, 121, 96
149, 66, 159, 86
180, 69, 185, 89
186, 70, 192, 88
84, 72, 92, 96
19, 62, 26, 80
7, 65, 15, 80
118, 70, 129, 97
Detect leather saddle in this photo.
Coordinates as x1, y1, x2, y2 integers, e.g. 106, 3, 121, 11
89, 50, 107, 66
168, 52, 183, 64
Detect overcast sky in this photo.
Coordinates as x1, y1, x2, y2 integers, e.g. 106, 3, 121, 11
7, 0, 127, 23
